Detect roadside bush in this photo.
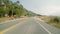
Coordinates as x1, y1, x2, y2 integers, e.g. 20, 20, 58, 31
50, 17, 59, 23
53, 17, 59, 23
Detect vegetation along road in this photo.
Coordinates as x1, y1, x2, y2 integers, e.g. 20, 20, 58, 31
0, 17, 60, 34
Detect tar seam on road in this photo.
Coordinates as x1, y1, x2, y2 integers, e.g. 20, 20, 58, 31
0, 20, 26, 34
37, 21, 52, 34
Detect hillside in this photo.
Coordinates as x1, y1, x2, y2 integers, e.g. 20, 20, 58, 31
0, 0, 37, 18
0, 0, 37, 22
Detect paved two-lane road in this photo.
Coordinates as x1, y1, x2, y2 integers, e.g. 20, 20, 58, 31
0, 18, 60, 34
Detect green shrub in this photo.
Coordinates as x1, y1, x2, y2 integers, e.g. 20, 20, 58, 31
50, 17, 59, 23
53, 17, 59, 23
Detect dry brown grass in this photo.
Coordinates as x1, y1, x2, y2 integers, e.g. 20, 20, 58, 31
38, 16, 60, 28
0, 17, 14, 22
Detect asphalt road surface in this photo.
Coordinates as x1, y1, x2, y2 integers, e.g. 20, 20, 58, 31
0, 18, 60, 34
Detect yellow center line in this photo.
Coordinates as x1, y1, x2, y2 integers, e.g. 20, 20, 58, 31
0, 32, 2, 34
0, 20, 26, 34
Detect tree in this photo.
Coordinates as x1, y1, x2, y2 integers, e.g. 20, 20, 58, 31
0, 0, 37, 18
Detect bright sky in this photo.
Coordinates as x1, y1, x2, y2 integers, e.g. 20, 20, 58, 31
12, 0, 60, 16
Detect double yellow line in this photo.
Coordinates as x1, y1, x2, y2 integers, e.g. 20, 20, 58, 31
0, 20, 26, 34
0, 18, 28, 34
0, 22, 20, 34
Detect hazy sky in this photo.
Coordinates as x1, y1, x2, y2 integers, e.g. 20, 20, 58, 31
12, 0, 60, 16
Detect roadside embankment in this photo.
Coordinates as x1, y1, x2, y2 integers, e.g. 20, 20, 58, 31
37, 16, 60, 29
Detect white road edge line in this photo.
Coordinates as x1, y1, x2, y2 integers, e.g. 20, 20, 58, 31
37, 21, 52, 34
34, 17, 52, 34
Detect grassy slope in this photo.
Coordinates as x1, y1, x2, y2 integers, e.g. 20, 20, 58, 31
38, 16, 60, 29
